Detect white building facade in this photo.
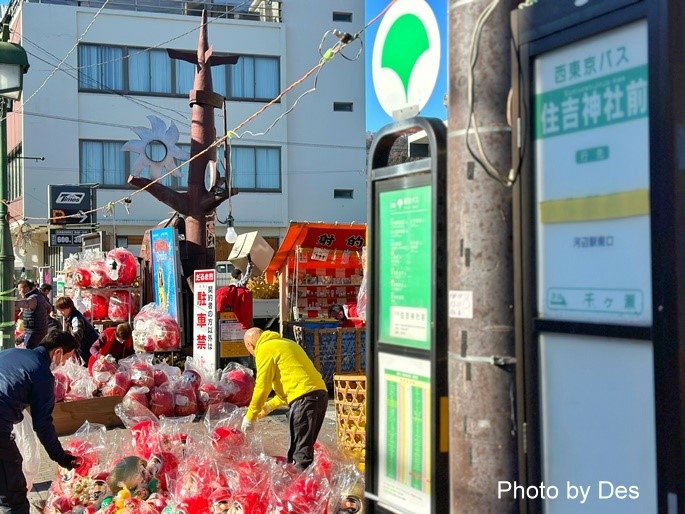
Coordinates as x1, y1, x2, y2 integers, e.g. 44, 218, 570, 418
5, 0, 366, 276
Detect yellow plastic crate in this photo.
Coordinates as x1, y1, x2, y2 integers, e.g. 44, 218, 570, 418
334, 373, 366, 463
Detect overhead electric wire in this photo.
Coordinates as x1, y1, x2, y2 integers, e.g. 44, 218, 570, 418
465, 0, 515, 186
7, 0, 394, 225
20, 0, 112, 109
13, 0, 256, 124
21, 39, 191, 125
20, 111, 364, 152
70, 0, 254, 72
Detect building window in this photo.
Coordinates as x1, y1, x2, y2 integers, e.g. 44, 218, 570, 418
176, 144, 190, 189
128, 48, 172, 93
333, 102, 353, 112
80, 140, 188, 188
230, 55, 280, 100
78, 44, 124, 91
332, 12, 352, 22
230, 146, 281, 191
334, 189, 354, 199
175, 59, 195, 97
7, 145, 22, 201
79, 44, 279, 101
80, 140, 127, 186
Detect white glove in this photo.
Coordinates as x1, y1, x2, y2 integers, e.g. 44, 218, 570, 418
241, 416, 253, 433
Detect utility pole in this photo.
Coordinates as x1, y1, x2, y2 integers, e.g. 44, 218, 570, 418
0, 93, 11, 351
0, 19, 29, 350
128, 10, 237, 272
448, 0, 518, 511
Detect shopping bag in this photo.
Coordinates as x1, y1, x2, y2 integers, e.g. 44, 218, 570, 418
11, 409, 42, 491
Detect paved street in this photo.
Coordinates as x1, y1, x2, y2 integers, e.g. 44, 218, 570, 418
27, 401, 339, 513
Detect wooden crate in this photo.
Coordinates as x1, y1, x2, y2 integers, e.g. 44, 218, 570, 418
52, 396, 124, 436
334, 373, 366, 462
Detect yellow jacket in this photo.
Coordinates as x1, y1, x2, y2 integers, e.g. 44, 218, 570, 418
245, 330, 326, 422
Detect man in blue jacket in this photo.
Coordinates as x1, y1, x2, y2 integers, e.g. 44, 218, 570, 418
0, 330, 81, 513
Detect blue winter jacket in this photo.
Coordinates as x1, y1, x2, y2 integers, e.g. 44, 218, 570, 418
65, 310, 99, 364
0, 346, 67, 462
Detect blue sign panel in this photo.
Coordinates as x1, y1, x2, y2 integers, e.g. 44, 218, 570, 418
150, 227, 182, 321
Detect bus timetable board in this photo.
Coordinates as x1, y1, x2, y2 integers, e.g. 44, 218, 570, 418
365, 117, 448, 514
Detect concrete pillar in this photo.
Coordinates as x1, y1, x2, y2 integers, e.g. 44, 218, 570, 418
447, 0, 519, 511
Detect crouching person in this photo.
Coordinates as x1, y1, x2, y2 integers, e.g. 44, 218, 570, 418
0, 330, 82, 513
240, 328, 328, 471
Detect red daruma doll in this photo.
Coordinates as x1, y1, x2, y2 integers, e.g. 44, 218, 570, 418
221, 363, 255, 407
91, 294, 108, 321
88, 260, 111, 288
108, 291, 131, 322
174, 380, 197, 417
154, 317, 180, 351
132, 303, 181, 352
72, 266, 91, 287
106, 248, 137, 285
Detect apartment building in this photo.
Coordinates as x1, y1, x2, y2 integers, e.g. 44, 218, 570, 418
4, 0, 366, 276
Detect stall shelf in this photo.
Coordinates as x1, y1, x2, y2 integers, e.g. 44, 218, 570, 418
266, 222, 367, 384
62, 283, 141, 331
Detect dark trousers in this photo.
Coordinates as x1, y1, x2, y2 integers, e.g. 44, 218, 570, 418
0, 435, 29, 514
287, 390, 328, 471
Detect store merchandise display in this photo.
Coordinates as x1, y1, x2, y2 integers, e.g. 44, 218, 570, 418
41, 404, 364, 513
54, 355, 256, 418
131, 304, 181, 352
63, 248, 140, 325
291, 268, 363, 321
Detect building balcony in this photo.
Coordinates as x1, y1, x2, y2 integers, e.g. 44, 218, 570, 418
6, 0, 282, 22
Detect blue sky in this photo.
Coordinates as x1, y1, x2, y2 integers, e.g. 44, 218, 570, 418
364, 0, 448, 133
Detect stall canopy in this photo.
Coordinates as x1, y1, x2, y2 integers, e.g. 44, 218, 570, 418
265, 222, 366, 282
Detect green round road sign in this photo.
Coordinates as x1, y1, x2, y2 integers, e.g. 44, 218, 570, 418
371, 0, 441, 121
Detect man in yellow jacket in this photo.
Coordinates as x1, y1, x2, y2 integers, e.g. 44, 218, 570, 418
241, 327, 328, 470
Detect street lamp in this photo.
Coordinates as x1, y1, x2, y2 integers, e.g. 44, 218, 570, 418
0, 24, 29, 350
224, 214, 238, 244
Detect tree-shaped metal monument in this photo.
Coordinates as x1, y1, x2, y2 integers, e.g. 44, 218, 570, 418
128, 10, 237, 272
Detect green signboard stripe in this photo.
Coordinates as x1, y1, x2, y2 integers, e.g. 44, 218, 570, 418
384, 369, 431, 383
411, 385, 424, 490
535, 65, 648, 139
539, 188, 649, 223
387, 380, 398, 480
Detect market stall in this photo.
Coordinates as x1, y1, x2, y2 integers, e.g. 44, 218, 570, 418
265, 222, 367, 385
51, 247, 142, 434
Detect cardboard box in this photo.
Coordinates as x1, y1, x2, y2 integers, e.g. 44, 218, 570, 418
53, 396, 123, 436
228, 231, 275, 275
